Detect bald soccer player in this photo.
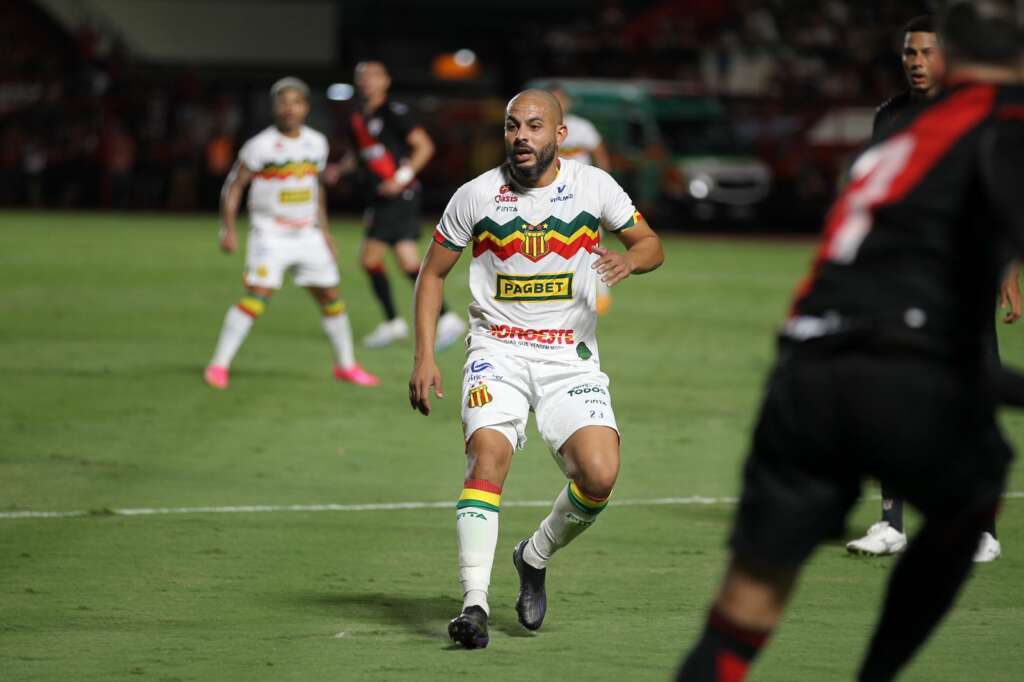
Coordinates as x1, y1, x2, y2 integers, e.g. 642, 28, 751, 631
410, 89, 664, 648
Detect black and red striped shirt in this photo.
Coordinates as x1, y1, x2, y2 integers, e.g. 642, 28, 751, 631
789, 81, 1024, 357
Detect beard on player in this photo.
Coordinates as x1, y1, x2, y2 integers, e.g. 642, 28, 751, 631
506, 138, 558, 185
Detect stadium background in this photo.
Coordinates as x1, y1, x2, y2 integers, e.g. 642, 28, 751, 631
3, 1, 1023, 681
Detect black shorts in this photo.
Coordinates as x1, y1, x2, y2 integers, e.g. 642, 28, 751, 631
729, 340, 1012, 568
365, 186, 422, 245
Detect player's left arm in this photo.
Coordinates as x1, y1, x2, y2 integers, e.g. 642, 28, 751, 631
592, 217, 664, 287
316, 180, 336, 260
380, 126, 435, 197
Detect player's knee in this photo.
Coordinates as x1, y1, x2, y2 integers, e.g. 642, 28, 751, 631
363, 259, 385, 275
237, 293, 269, 318
576, 471, 616, 501
321, 298, 346, 317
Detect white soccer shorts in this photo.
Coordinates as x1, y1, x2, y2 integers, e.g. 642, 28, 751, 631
244, 227, 339, 289
460, 351, 619, 466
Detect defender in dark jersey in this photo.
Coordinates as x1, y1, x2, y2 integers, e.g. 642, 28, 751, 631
346, 61, 465, 350
677, 3, 1023, 680
870, 15, 946, 145
847, 13, 1013, 561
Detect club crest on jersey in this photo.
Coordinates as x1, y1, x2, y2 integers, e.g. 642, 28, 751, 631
522, 223, 549, 260
466, 382, 493, 408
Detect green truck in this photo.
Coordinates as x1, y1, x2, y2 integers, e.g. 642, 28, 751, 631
528, 78, 771, 227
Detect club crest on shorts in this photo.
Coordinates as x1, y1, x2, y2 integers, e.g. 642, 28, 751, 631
466, 382, 493, 408
522, 222, 549, 261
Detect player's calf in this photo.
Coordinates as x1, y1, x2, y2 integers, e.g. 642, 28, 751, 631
205, 292, 271, 388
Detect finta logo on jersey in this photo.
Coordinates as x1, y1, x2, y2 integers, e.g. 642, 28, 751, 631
495, 273, 573, 301
494, 184, 518, 203
466, 382, 493, 408
488, 325, 575, 345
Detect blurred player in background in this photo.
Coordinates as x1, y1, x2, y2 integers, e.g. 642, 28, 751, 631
677, 2, 1024, 679
410, 89, 663, 649
870, 14, 946, 144
550, 84, 615, 315
204, 77, 379, 389
345, 61, 466, 350
846, 13, 1015, 562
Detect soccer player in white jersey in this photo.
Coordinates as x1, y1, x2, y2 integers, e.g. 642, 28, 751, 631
204, 77, 379, 389
409, 89, 663, 648
550, 84, 615, 315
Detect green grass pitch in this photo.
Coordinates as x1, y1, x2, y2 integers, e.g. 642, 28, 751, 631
1, 211, 1022, 681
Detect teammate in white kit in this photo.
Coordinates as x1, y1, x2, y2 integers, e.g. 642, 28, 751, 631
550, 84, 615, 315
409, 89, 663, 648
204, 77, 379, 389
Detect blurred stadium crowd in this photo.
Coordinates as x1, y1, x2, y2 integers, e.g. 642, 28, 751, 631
0, 0, 930, 225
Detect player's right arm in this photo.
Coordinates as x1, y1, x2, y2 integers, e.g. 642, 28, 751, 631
219, 160, 254, 253
1001, 262, 1021, 324
409, 243, 461, 415
409, 180, 476, 415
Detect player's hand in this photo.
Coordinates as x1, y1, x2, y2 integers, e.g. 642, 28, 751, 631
409, 359, 443, 416
1000, 275, 1022, 324
219, 227, 238, 254
591, 246, 634, 287
378, 179, 404, 198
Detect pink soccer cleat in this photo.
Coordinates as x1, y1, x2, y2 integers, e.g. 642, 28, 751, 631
204, 365, 229, 390
333, 363, 380, 387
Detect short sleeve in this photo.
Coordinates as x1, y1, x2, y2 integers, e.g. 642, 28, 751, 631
433, 182, 477, 252
981, 115, 1024, 254
238, 137, 261, 172
594, 169, 640, 232
314, 133, 329, 173
578, 118, 602, 149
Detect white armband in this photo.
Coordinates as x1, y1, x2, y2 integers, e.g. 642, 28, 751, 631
393, 165, 415, 186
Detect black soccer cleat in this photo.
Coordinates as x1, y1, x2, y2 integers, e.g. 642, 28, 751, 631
513, 538, 547, 631
448, 605, 489, 649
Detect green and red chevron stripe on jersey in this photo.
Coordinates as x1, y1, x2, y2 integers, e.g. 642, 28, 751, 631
255, 160, 319, 180
472, 211, 601, 262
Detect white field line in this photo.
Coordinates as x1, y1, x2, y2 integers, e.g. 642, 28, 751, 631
2, 492, 1023, 521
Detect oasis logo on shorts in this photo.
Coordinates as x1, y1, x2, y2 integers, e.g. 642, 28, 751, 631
567, 384, 607, 397
495, 273, 573, 302
494, 184, 518, 203
488, 325, 575, 345
279, 188, 312, 204
467, 382, 493, 408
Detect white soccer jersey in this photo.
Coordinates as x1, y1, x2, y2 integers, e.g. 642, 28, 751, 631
434, 158, 641, 364
559, 114, 603, 167
238, 125, 328, 232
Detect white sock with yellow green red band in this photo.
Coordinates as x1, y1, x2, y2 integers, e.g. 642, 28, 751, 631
319, 298, 356, 369
522, 481, 608, 569
456, 479, 501, 615
210, 294, 267, 368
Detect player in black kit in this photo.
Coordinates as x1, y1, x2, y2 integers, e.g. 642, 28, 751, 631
871, 15, 946, 145
676, 3, 1023, 680
343, 61, 465, 350
846, 13, 1015, 561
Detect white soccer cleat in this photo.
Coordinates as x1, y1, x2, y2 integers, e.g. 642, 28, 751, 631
846, 521, 907, 556
973, 532, 1002, 563
362, 317, 409, 348
435, 312, 467, 351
